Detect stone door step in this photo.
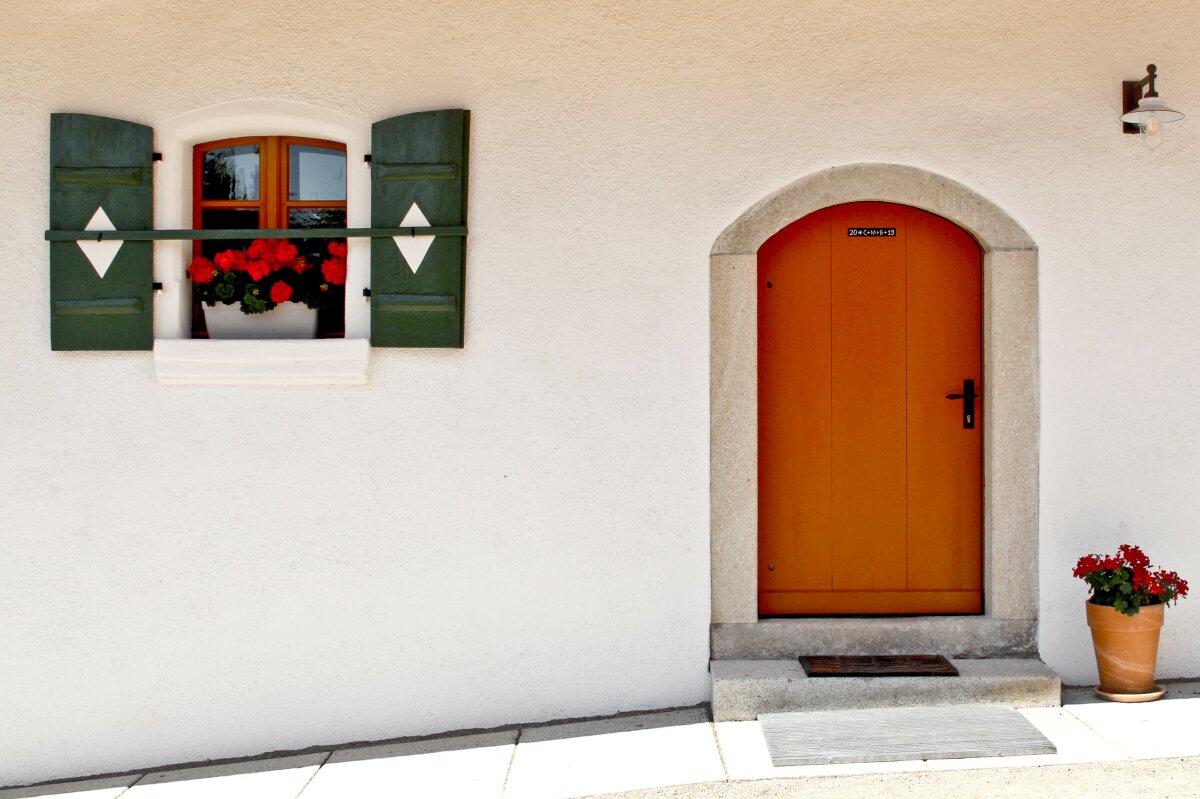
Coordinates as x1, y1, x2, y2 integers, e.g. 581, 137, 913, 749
711, 658, 1060, 721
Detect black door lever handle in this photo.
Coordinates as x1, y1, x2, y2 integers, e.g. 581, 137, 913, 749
945, 379, 979, 429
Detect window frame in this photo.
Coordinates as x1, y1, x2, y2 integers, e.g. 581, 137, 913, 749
191, 135, 349, 338
152, 99, 372, 344
192, 135, 348, 233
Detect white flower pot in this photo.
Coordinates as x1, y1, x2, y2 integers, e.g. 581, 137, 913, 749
203, 302, 318, 340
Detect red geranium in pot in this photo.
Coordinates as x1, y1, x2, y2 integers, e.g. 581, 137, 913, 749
188, 238, 346, 316
1074, 544, 1188, 701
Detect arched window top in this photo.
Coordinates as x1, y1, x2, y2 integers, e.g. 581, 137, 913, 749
195, 136, 347, 210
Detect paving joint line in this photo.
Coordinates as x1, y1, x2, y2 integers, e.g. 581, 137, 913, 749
709, 721, 731, 783
498, 728, 522, 798
291, 751, 333, 799
112, 773, 145, 798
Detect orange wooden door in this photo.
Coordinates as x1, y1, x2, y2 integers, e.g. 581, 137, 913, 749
758, 202, 982, 615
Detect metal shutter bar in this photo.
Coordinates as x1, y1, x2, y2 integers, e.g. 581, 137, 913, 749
45, 226, 467, 242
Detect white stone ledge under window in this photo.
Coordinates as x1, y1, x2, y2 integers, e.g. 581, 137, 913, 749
154, 339, 370, 386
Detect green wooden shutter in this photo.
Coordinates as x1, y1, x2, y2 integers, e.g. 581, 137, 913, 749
370, 110, 469, 347
49, 113, 153, 350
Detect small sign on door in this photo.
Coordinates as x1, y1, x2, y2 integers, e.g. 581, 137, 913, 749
848, 228, 896, 237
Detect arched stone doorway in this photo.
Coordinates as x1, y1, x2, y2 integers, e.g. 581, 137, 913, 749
710, 164, 1039, 657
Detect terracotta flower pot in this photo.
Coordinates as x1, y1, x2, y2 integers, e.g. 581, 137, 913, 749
1085, 600, 1164, 699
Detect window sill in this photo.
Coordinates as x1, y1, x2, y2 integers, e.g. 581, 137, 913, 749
154, 338, 369, 386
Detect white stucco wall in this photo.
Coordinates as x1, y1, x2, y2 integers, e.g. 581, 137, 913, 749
2, 0, 1199, 786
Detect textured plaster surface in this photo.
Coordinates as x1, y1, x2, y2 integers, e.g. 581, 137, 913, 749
3, 0, 1200, 786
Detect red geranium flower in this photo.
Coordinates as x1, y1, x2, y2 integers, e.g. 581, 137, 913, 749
327, 241, 347, 258
246, 259, 273, 281
245, 239, 297, 270
187, 257, 216, 284
322, 257, 347, 285
1075, 545, 1189, 616
247, 239, 272, 262
270, 282, 293, 304
1119, 544, 1150, 569
214, 249, 247, 272
274, 241, 298, 264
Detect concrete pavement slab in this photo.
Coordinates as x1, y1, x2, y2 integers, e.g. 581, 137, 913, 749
297, 731, 516, 799
0, 776, 138, 799
577, 756, 1200, 799
504, 710, 724, 799
1063, 678, 1200, 705
122, 753, 327, 799
1066, 697, 1200, 759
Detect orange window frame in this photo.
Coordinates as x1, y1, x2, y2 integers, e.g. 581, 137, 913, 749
192, 136, 348, 234
191, 136, 349, 338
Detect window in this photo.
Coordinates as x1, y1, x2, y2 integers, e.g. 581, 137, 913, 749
50, 103, 466, 359
192, 136, 348, 338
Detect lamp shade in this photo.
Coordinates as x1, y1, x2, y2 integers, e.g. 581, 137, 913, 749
1121, 95, 1185, 125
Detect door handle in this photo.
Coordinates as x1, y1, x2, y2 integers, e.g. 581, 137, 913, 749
945, 379, 979, 429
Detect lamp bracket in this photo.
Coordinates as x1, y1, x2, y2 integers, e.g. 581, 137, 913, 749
1123, 64, 1159, 134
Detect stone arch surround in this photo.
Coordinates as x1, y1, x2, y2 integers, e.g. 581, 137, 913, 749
710, 163, 1039, 658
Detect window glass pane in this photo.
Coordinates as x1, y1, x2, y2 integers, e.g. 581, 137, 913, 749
202, 145, 260, 201
199, 208, 259, 259
288, 145, 346, 201
288, 208, 348, 275
288, 208, 347, 229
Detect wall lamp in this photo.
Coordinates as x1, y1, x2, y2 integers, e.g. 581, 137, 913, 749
1121, 64, 1184, 149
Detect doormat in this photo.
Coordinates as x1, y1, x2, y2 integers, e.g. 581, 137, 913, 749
799, 654, 959, 677
759, 703, 1056, 766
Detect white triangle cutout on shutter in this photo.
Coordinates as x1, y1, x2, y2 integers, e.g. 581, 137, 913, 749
76, 207, 123, 278
393, 203, 435, 273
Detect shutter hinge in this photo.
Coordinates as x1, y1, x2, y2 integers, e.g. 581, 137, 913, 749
152, 152, 162, 162
362, 287, 372, 298
152, 282, 163, 292
363, 154, 372, 164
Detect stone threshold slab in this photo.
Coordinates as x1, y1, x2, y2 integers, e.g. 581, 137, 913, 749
712, 617, 1037, 660
712, 658, 1061, 721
